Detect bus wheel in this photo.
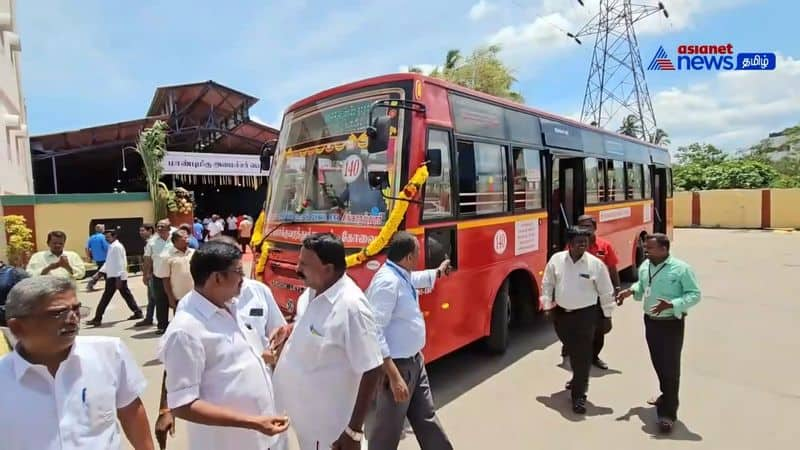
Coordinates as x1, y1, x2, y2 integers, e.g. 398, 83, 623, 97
621, 235, 645, 282
485, 279, 510, 354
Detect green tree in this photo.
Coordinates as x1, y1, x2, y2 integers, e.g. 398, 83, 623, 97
674, 143, 727, 166
649, 128, 671, 146
618, 114, 642, 138
703, 160, 777, 189
427, 46, 524, 102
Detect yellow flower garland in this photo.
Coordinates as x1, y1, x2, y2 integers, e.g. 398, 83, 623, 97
346, 164, 429, 268
252, 164, 429, 275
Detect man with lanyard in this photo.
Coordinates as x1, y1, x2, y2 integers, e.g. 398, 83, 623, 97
617, 233, 701, 433
540, 226, 615, 414
561, 215, 622, 370
365, 231, 453, 449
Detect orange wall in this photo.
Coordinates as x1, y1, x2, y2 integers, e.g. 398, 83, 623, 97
674, 189, 800, 230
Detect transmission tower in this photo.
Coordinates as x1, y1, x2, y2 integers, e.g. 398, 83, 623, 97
567, 1, 669, 141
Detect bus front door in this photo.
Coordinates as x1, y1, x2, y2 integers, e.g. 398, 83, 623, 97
548, 156, 585, 258
652, 166, 668, 233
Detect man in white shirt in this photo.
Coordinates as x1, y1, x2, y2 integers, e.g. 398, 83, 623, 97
0, 276, 153, 450
365, 231, 453, 449
87, 229, 143, 326
271, 232, 383, 450
540, 226, 615, 414
159, 240, 289, 450
148, 220, 174, 335
226, 214, 239, 238
206, 214, 223, 240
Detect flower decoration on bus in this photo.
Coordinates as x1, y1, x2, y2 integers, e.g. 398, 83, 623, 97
285, 133, 369, 158
345, 163, 429, 268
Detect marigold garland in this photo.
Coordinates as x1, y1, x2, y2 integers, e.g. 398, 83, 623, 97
345, 164, 429, 268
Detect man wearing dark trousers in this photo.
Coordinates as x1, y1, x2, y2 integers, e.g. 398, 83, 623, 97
365, 231, 453, 449
148, 220, 174, 335
562, 215, 622, 370
617, 233, 701, 433
87, 229, 143, 326
541, 226, 615, 414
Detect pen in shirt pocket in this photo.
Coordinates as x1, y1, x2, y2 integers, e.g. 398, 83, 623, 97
82, 388, 87, 405
309, 324, 323, 337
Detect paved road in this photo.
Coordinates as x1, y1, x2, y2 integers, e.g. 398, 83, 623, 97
74, 229, 798, 450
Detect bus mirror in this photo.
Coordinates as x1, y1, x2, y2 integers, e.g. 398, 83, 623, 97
366, 115, 391, 154
260, 139, 277, 172
368, 171, 391, 190
426, 148, 443, 177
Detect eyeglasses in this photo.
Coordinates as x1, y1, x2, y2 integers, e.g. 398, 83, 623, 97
24, 304, 91, 321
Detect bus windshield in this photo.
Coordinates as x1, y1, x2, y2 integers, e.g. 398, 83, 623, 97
267, 92, 403, 227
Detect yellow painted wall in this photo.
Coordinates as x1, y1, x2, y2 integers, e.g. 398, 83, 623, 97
33, 201, 153, 255
673, 191, 692, 227
770, 189, 800, 229
698, 189, 762, 229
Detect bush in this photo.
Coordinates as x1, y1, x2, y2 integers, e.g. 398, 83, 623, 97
3, 215, 34, 267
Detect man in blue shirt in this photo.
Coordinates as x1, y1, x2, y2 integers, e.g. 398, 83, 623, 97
192, 218, 204, 242
365, 231, 453, 449
85, 224, 109, 291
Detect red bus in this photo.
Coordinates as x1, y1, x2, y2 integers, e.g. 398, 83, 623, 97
257, 73, 672, 362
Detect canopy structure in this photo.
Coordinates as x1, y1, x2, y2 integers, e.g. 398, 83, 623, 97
30, 80, 278, 196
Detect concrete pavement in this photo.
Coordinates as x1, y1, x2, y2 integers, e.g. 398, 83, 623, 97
73, 229, 798, 450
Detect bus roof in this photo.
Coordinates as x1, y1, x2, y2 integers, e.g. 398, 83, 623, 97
286, 72, 668, 154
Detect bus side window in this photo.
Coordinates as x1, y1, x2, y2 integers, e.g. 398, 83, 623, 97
457, 141, 508, 216
643, 164, 652, 199
627, 162, 644, 200
606, 160, 626, 202
513, 147, 543, 211
423, 129, 454, 220
584, 157, 606, 204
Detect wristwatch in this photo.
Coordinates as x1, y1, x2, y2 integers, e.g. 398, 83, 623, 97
344, 426, 363, 442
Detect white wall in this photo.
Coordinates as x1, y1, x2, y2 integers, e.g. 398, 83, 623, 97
0, 0, 33, 195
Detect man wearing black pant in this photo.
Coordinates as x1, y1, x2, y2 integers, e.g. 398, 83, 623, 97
541, 226, 615, 414
618, 233, 700, 433
146, 219, 173, 335
86, 229, 142, 326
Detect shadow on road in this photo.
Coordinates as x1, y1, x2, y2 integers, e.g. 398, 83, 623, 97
85, 319, 126, 329
130, 330, 163, 340
616, 406, 703, 441
536, 390, 614, 421
425, 315, 559, 408
556, 359, 624, 379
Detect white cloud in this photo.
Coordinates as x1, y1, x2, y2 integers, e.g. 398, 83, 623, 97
652, 55, 800, 151
469, 0, 497, 21
488, 0, 754, 66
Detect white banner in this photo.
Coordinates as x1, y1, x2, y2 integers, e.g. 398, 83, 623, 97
161, 152, 268, 176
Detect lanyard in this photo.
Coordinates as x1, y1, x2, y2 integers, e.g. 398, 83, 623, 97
648, 261, 667, 285
385, 261, 417, 301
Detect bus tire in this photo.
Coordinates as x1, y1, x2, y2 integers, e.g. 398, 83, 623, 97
621, 235, 645, 282
485, 280, 510, 354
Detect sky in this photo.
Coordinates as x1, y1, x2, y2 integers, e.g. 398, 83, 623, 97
17, 0, 799, 152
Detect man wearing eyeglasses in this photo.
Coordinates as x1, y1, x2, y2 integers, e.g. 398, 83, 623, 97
0, 275, 154, 450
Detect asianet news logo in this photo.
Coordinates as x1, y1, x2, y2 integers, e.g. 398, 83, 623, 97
648, 44, 776, 71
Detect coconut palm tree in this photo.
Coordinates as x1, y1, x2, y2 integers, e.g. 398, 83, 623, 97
618, 114, 642, 138
650, 128, 671, 146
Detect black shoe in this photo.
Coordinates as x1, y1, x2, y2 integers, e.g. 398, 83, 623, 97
134, 319, 153, 327
86, 318, 102, 327
593, 357, 609, 370
658, 417, 674, 434
155, 328, 167, 336
572, 396, 587, 414
128, 312, 144, 320
565, 380, 572, 390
